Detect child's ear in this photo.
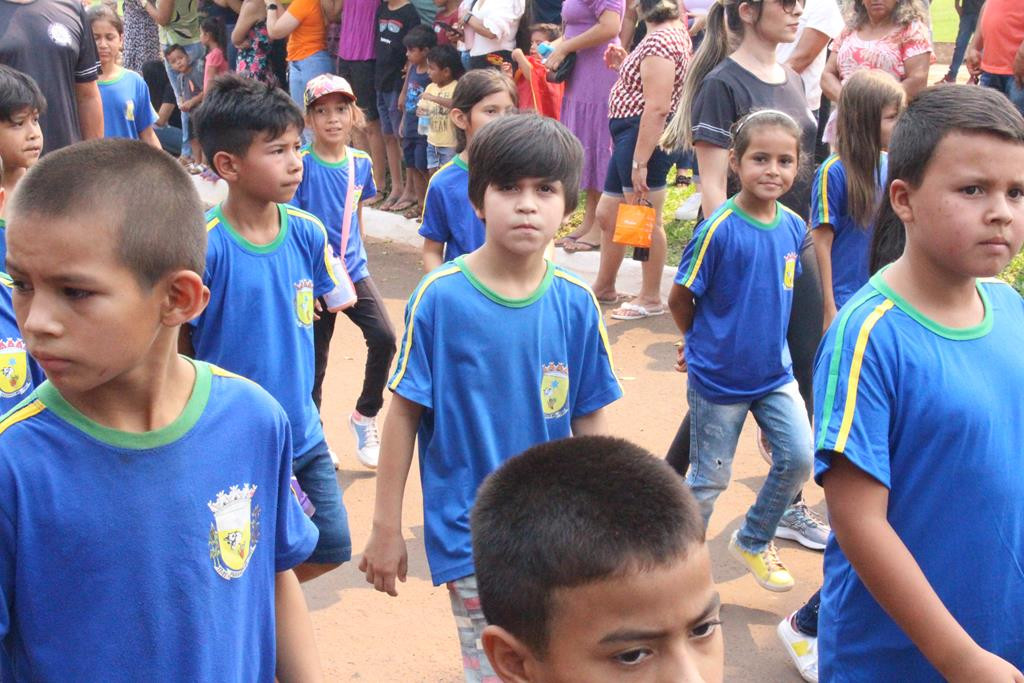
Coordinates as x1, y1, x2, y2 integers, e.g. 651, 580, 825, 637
727, 148, 739, 175
450, 107, 469, 132
481, 625, 534, 683
160, 270, 210, 328
211, 150, 240, 182
889, 178, 914, 226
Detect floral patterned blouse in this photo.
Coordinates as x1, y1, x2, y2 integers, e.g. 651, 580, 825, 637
833, 19, 932, 83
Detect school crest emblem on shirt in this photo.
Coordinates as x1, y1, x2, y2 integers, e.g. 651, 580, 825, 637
0, 338, 29, 399
125, 99, 135, 122
294, 279, 315, 327
208, 484, 261, 580
541, 362, 569, 419
783, 252, 798, 290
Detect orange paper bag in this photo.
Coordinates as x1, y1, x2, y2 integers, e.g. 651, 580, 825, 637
612, 201, 655, 248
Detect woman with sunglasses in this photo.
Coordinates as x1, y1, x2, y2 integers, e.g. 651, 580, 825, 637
660, 0, 829, 564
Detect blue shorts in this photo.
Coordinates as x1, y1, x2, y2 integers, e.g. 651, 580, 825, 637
293, 440, 351, 564
603, 115, 676, 197
403, 133, 428, 170
376, 89, 402, 136
427, 143, 456, 169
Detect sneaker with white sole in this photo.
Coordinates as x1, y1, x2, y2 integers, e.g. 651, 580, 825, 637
349, 411, 380, 469
776, 502, 830, 550
777, 613, 818, 682
674, 192, 702, 221
728, 530, 794, 592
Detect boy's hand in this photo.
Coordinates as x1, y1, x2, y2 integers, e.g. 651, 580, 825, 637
500, 61, 513, 78
359, 527, 408, 596
966, 45, 982, 77
945, 649, 1024, 682
674, 340, 687, 373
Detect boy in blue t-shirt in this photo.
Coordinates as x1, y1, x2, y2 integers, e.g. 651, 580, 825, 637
418, 154, 484, 270
188, 75, 353, 583
0, 65, 45, 264
0, 139, 321, 681
292, 74, 397, 471
361, 115, 622, 682
814, 86, 1024, 680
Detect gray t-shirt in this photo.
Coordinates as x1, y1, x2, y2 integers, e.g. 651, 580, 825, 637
691, 58, 818, 219
0, 0, 101, 155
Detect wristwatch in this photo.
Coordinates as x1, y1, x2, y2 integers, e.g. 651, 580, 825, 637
631, 159, 647, 170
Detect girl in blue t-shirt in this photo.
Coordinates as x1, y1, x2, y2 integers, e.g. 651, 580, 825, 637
668, 109, 813, 594
815, 85, 1024, 680
418, 69, 518, 272
87, 5, 160, 150
812, 70, 904, 330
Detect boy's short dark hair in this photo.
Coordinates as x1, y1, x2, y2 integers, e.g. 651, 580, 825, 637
467, 114, 583, 215
193, 74, 304, 166
529, 22, 560, 41
425, 44, 465, 79
472, 436, 705, 657
9, 139, 206, 287
164, 43, 186, 59
403, 24, 437, 49
0, 64, 46, 123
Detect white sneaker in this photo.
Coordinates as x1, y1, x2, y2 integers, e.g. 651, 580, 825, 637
349, 411, 380, 469
674, 192, 702, 221
777, 613, 818, 682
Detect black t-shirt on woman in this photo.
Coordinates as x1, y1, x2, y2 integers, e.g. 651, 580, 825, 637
691, 58, 817, 220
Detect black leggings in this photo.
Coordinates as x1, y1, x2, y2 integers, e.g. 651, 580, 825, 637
312, 276, 397, 418
666, 247, 823, 475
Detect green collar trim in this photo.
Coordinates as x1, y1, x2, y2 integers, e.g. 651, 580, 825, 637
98, 68, 126, 85
306, 145, 348, 168
727, 197, 781, 230
213, 204, 289, 254
870, 269, 993, 340
36, 358, 211, 450
453, 154, 469, 172
455, 256, 554, 308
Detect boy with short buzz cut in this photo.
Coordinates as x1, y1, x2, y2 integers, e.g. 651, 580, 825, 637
188, 74, 353, 583
0, 139, 322, 681
473, 436, 724, 683
361, 114, 622, 682
0, 65, 45, 259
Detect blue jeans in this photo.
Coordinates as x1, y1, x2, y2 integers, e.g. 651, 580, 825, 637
293, 439, 351, 564
947, 11, 979, 78
686, 380, 813, 553
162, 41, 205, 156
288, 50, 335, 140
980, 72, 1024, 115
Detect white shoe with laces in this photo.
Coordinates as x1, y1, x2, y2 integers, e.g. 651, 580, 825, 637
674, 192, 702, 221
777, 612, 819, 682
349, 411, 380, 469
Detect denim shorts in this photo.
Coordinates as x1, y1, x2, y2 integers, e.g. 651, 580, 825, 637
603, 115, 677, 197
402, 133, 428, 170
376, 89, 402, 136
293, 439, 351, 564
427, 143, 456, 169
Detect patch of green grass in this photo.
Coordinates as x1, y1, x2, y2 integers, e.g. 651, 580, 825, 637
930, 0, 958, 44
559, 166, 700, 266
1000, 251, 1024, 296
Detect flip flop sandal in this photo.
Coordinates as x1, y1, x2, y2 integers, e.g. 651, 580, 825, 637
390, 199, 415, 212
363, 195, 384, 207
555, 235, 578, 248
609, 301, 666, 320
565, 239, 600, 253
403, 204, 421, 220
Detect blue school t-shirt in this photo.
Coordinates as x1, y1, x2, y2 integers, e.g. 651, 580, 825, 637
293, 146, 377, 283
98, 68, 157, 140
675, 198, 806, 403
189, 204, 338, 457
388, 257, 622, 584
810, 154, 888, 308
813, 274, 1024, 680
0, 361, 318, 682
403, 66, 430, 138
418, 156, 485, 262
0, 274, 43, 414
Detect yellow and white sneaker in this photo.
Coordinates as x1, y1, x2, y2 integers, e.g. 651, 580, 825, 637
777, 612, 818, 682
728, 530, 794, 592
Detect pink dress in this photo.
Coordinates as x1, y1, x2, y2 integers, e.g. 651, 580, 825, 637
824, 19, 931, 141
560, 0, 624, 191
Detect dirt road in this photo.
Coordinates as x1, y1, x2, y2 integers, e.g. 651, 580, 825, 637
307, 237, 823, 682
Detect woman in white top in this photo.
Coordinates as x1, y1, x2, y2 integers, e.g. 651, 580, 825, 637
458, 0, 528, 69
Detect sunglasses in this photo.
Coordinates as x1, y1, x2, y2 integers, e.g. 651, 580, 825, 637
745, 0, 801, 13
